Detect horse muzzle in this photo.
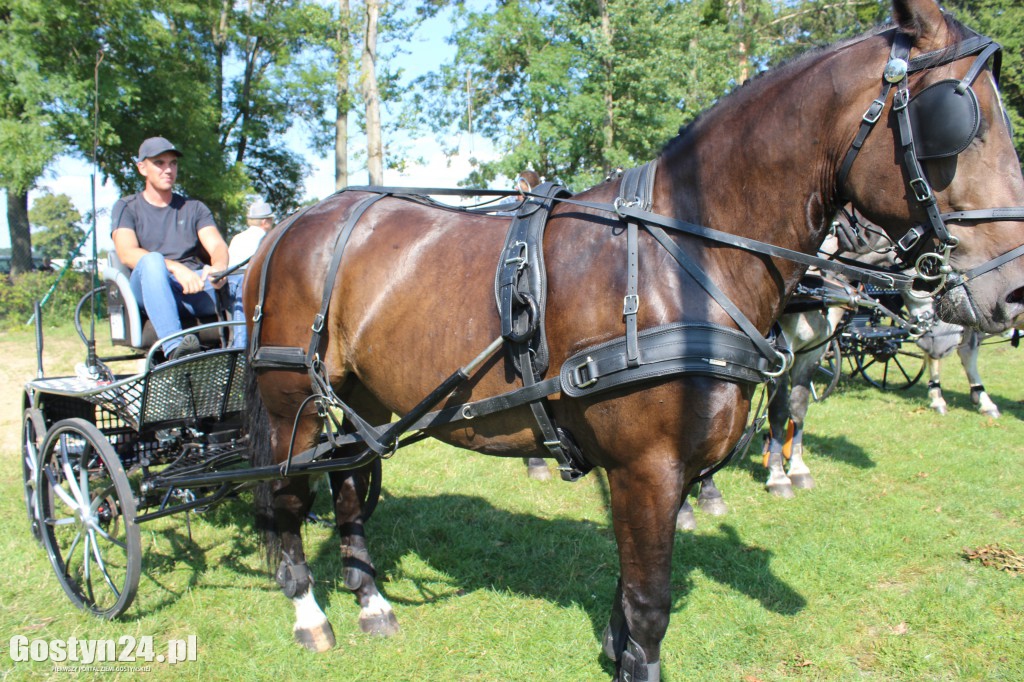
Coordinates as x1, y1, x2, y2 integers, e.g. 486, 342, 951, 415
935, 277, 1024, 333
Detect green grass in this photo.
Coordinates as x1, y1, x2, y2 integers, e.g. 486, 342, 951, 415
1, 323, 1023, 680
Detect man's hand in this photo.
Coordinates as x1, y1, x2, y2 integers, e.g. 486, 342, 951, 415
169, 261, 206, 294
202, 265, 227, 289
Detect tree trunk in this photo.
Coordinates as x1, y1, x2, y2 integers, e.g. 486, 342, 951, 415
361, 0, 383, 185
7, 188, 33, 275
335, 0, 351, 190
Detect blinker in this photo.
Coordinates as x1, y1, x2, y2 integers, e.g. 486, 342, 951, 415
908, 80, 981, 160
883, 57, 908, 84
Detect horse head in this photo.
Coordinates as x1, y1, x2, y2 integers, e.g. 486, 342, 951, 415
840, 0, 1024, 333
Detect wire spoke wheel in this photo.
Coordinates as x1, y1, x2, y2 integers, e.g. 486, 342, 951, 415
22, 409, 46, 542
850, 317, 926, 390
37, 418, 141, 619
810, 338, 842, 402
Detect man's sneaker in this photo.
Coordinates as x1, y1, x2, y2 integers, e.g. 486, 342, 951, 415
167, 334, 202, 361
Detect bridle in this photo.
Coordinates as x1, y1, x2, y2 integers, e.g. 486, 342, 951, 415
838, 27, 1024, 298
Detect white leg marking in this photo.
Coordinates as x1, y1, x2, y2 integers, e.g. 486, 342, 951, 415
787, 446, 811, 477
293, 589, 329, 632
361, 592, 394, 619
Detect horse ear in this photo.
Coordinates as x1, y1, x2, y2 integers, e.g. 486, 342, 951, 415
892, 0, 948, 50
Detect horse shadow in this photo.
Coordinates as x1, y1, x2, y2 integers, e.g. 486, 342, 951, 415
129, 494, 276, 617
304, 492, 805, 650
920, 387, 1024, 421
730, 430, 876, 485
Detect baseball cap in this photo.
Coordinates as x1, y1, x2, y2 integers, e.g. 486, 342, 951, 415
137, 137, 182, 161
247, 199, 274, 220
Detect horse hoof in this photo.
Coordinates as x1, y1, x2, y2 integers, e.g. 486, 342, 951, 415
766, 482, 795, 499
697, 496, 728, 516
931, 404, 948, 415
526, 464, 552, 481
675, 507, 697, 531
359, 610, 400, 637
981, 407, 1001, 419
294, 622, 336, 652
788, 473, 815, 489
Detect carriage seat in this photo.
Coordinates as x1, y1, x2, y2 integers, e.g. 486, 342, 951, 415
103, 251, 225, 351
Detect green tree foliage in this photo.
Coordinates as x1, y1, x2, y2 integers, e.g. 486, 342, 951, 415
417, 0, 1023, 188
1, 0, 341, 247
417, 0, 741, 190
28, 192, 87, 261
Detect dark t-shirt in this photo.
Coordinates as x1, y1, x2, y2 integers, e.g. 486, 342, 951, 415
110, 192, 216, 270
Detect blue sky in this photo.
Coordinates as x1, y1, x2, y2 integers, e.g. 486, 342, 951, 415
0, 4, 498, 253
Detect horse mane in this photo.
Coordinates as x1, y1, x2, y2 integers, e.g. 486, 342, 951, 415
661, 12, 972, 158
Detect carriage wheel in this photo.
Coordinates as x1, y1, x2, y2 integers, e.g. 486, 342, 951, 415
36, 418, 141, 619
22, 409, 46, 542
810, 338, 842, 402
851, 319, 926, 390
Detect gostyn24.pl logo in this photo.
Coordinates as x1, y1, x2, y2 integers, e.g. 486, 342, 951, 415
10, 635, 197, 665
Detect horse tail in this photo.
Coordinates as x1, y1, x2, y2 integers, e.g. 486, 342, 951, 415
244, 363, 280, 571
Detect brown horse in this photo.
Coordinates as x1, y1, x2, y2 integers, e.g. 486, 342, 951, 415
243, 1, 1024, 679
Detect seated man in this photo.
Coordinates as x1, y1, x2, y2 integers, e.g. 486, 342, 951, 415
226, 199, 276, 348
111, 136, 229, 360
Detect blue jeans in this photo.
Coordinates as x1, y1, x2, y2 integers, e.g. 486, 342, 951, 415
129, 252, 218, 354
227, 273, 247, 349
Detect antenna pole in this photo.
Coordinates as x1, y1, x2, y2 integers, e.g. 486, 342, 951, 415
87, 49, 104, 369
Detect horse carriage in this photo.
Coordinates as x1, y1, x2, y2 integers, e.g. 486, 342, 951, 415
797, 279, 929, 401
14, 2, 1024, 679
19, 250, 391, 619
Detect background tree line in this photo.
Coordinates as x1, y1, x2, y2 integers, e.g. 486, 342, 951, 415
2, 0, 1021, 274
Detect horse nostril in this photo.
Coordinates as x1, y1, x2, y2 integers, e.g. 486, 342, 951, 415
1007, 286, 1024, 306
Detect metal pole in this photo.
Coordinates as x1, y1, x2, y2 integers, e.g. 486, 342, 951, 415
87, 49, 105, 369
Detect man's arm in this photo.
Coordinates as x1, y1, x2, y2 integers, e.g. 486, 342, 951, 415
112, 227, 207, 294
198, 225, 229, 289
111, 228, 147, 269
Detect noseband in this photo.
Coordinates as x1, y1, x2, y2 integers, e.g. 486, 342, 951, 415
838, 28, 1024, 296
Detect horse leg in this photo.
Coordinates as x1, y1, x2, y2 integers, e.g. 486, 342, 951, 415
675, 494, 697, 531
926, 357, 949, 415
764, 376, 794, 498
251, 372, 337, 652
269, 474, 337, 652
785, 381, 814, 490
603, 463, 683, 682
959, 331, 1000, 418
695, 475, 728, 516
523, 456, 553, 481
331, 465, 400, 636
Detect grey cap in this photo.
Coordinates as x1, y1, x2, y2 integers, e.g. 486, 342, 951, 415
137, 137, 182, 161
247, 199, 275, 220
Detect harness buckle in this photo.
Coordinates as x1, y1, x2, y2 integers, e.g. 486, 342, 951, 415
893, 88, 910, 112
623, 294, 640, 316
504, 241, 529, 270
311, 313, 325, 333
910, 178, 933, 203
252, 304, 263, 323
572, 356, 599, 389
862, 99, 886, 124
613, 196, 638, 218
898, 225, 924, 252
